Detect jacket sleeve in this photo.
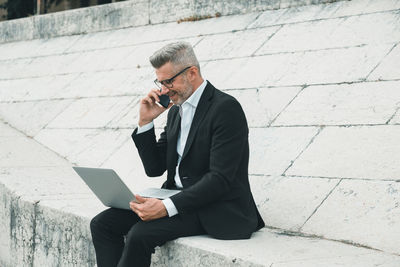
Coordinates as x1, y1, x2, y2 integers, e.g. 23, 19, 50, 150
170, 97, 249, 213
132, 125, 168, 177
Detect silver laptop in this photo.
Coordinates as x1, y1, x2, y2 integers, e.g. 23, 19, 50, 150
73, 167, 180, 210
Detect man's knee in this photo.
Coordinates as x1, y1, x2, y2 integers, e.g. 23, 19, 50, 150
125, 224, 159, 252
90, 208, 117, 234
90, 211, 111, 236
90, 214, 102, 236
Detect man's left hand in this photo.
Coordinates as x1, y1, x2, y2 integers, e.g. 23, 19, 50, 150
130, 195, 168, 221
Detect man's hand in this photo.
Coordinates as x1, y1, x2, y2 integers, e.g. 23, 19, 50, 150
139, 89, 173, 126
130, 195, 168, 221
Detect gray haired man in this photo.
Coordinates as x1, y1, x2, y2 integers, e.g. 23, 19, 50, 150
90, 42, 264, 267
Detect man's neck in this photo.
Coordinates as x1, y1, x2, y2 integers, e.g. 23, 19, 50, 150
180, 79, 207, 108
191, 78, 205, 93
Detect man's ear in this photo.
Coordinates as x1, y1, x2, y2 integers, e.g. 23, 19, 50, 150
188, 66, 199, 81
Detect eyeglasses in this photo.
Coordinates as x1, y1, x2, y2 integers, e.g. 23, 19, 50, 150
154, 66, 192, 89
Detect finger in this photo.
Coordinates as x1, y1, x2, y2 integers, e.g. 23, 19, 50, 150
148, 91, 160, 102
130, 205, 136, 213
142, 96, 156, 105
140, 212, 151, 221
135, 195, 147, 203
130, 200, 143, 210
153, 88, 162, 95
140, 97, 152, 106
130, 202, 137, 212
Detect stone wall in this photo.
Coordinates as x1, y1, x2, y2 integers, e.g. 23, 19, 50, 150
1, 0, 400, 266
0, 0, 346, 43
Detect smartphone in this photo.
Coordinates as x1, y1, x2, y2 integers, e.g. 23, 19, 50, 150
158, 94, 170, 108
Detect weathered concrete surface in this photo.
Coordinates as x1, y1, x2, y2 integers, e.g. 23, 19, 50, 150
0, 0, 149, 43
0, 99, 73, 137
226, 87, 302, 127
0, 122, 103, 267
44, 97, 137, 129
250, 175, 341, 231
0, 136, 68, 167
390, 109, 400, 124
202, 44, 392, 89
272, 81, 400, 126
301, 179, 400, 255
35, 128, 132, 166
369, 43, 400, 80
286, 126, 400, 180
1, 0, 400, 266
0, 184, 36, 267
248, 127, 321, 175
153, 229, 400, 267
0, 0, 347, 43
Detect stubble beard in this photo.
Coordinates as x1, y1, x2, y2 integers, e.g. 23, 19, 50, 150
173, 79, 194, 106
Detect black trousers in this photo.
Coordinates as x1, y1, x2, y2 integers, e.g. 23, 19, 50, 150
90, 208, 206, 267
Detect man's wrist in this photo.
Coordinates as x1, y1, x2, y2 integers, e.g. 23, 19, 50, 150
137, 121, 154, 134
162, 198, 178, 217
138, 119, 153, 127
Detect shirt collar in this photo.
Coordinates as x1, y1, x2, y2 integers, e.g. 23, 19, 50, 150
182, 79, 207, 109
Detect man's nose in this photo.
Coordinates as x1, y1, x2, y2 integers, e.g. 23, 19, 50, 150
160, 87, 169, 95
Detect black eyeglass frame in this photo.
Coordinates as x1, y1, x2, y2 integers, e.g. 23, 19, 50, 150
154, 66, 192, 89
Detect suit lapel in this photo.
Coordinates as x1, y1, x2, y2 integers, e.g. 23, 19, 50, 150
181, 82, 214, 160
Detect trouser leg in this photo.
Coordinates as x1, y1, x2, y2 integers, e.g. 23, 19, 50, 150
90, 208, 140, 267
117, 212, 206, 267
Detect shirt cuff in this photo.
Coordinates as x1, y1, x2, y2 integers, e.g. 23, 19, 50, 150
162, 198, 179, 217
136, 121, 154, 134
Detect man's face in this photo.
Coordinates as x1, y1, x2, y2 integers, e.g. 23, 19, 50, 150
155, 62, 193, 106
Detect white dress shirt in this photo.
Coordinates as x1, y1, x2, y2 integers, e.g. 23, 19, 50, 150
137, 80, 207, 217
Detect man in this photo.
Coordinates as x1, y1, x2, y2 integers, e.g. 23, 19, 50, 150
90, 41, 264, 267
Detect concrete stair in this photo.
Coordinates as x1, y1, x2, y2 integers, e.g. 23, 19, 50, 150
1, 0, 400, 266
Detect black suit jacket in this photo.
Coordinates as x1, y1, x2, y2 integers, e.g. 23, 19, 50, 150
132, 81, 265, 239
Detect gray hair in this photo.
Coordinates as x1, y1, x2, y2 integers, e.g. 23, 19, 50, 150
149, 42, 201, 72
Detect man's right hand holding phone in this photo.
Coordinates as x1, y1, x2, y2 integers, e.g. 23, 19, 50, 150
138, 89, 172, 127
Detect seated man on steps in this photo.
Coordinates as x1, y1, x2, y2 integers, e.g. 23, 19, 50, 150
90, 41, 265, 267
